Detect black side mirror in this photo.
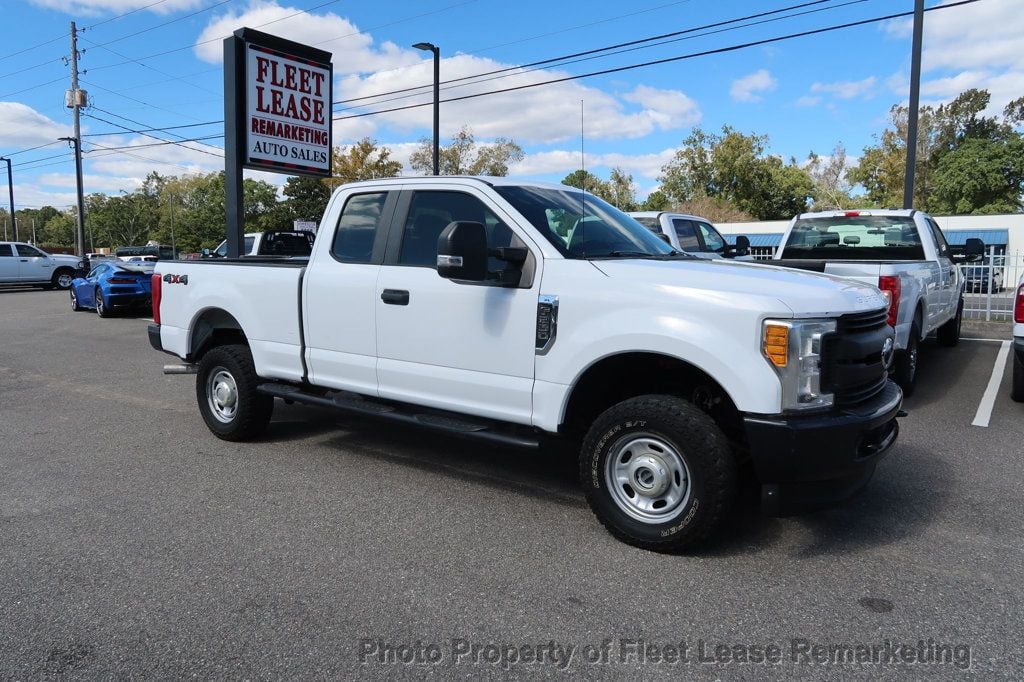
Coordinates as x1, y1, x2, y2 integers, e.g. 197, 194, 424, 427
437, 221, 488, 281
725, 235, 750, 258
656, 232, 672, 245
964, 238, 985, 262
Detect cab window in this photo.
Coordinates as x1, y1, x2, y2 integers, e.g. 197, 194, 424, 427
15, 244, 44, 258
670, 219, 701, 251
696, 222, 726, 253
332, 193, 389, 263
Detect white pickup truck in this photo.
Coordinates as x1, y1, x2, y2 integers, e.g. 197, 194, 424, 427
0, 241, 81, 289
627, 211, 749, 260
773, 209, 985, 395
149, 177, 902, 551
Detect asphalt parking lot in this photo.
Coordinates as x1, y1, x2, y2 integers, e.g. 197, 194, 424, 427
1, 287, 1023, 678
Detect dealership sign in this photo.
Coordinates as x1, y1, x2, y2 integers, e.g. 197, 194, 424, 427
228, 28, 333, 178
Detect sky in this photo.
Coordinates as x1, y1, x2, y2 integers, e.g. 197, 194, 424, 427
0, 0, 1019, 212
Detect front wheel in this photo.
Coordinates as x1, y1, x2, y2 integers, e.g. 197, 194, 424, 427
1012, 350, 1024, 403
196, 344, 274, 441
580, 394, 736, 552
52, 268, 74, 290
893, 324, 920, 396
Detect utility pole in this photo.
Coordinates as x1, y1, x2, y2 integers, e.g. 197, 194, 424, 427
0, 157, 15, 241
31, 218, 36, 245
68, 21, 88, 257
903, 0, 925, 209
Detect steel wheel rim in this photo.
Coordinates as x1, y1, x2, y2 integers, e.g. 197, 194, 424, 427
57, 273, 73, 288
605, 434, 691, 524
207, 368, 239, 423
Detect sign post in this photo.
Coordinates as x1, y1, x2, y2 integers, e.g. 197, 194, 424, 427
223, 28, 333, 258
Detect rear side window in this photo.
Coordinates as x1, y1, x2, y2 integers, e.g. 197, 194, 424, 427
670, 219, 701, 251
783, 216, 925, 260
0, 245, 13, 257
332, 193, 388, 263
633, 216, 662, 233
927, 219, 950, 257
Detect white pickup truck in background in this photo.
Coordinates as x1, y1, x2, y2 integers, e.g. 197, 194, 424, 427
772, 209, 985, 395
0, 241, 81, 289
628, 211, 750, 260
149, 177, 902, 551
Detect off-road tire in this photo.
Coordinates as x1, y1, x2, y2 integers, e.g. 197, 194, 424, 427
937, 298, 962, 347
196, 344, 273, 441
894, 324, 920, 396
580, 394, 736, 552
1012, 350, 1024, 403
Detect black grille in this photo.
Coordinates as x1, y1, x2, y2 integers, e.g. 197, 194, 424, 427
824, 308, 891, 407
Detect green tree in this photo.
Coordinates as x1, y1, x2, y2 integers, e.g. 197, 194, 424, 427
930, 136, 1024, 214
329, 137, 402, 189
561, 169, 609, 197
410, 126, 523, 176
284, 175, 330, 222
606, 167, 638, 211
638, 190, 670, 211
41, 212, 76, 248
659, 126, 814, 219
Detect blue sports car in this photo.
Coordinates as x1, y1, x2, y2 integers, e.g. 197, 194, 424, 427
70, 261, 154, 317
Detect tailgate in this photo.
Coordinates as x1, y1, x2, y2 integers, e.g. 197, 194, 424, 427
821, 262, 883, 287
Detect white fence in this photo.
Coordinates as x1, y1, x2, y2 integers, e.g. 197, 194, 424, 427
957, 248, 1022, 322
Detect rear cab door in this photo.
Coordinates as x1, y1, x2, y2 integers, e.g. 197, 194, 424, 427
303, 187, 399, 396
923, 215, 957, 319
374, 182, 542, 424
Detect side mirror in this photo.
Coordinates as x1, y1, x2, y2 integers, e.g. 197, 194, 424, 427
656, 232, 672, 245
437, 221, 488, 281
725, 235, 750, 258
201, 248, 210, 256
964, 238, 985, 262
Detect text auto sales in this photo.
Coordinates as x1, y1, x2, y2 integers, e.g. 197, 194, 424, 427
250, 55, 328, 165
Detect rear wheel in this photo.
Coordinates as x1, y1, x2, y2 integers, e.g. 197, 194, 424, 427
937, 298, 962, 347
580, 394, 736, 552
196, 344, 274, 441
894, 324, 920, 396
70, 288, 83, 311
1012, 350, 1024, 403
95, 288, 110, 317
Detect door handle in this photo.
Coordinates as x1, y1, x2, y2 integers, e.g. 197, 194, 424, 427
381, 289, 409, 305
19, 259, 27, 262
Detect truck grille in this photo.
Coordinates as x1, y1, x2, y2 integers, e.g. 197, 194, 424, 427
823, 308, 891, 407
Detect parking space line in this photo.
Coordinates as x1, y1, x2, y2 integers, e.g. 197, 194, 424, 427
962, 337, 1011, 343
971, 341, 1011, 428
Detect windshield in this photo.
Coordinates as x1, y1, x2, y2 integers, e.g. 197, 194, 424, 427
494, 186, 676, 259
782, 216, 925, 260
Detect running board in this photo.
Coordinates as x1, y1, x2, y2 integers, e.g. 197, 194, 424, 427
257, 382, 541, 449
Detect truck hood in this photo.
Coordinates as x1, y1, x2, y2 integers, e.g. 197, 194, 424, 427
591, 257, 887, 316
49, 253, 82, 266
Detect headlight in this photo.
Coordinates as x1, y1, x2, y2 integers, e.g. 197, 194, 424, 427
762, 318, 837, 411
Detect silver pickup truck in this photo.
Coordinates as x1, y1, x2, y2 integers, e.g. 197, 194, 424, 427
772, 209, 985, 395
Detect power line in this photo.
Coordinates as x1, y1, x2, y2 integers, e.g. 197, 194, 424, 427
80, 36, 221, 97
2, 141, 65, 157
80, 78, 213, 123
332, 0, 861, 112
84, 109, 224, 158
83, 0, 174, 30
84, 135, 224, 154
0, 34, 66, 64
85, 139, 216, 173
83, 0, 236, 51
331, 0, 983, 122
83, 120, 223, 137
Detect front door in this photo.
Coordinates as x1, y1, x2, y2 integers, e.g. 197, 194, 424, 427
375, 187, 540, 425
14, 244, 52, 282
303, 190, 397, 396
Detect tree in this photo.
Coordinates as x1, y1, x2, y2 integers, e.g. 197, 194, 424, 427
806, 144, 854, 210
329, 138, 402, 189
639, 190, 670, 211
284, 176, 330, 222
930, 137, 1024, 214
658, 126, 814, 220
606, 168, 638, 211
409, 126, 523, 176
40, 212, 75, 248
561, 169, 609, 197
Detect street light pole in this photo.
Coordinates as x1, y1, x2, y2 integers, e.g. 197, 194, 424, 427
0, 157, 16, 241
903, 0, 925, 209
413, 42, 440, 175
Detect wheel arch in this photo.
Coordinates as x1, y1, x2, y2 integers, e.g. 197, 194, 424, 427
188, 307, 247, 361
559, 351, 743, 438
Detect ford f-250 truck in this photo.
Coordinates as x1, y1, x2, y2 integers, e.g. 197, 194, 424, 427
772, 209, 985, 395
148, 177, 902, 551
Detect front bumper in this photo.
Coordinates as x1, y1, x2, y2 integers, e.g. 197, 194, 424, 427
743, 380, 902, 514
1015, 338, 1024, 364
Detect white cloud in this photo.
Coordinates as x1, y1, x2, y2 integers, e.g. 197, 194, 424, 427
510, 148, 677, 180
795, 95, 822, 107
729, 69, 777, 103
810, 76, 877, 100
37, 173, 143, 194
194, 1, 419, 76
0, 103, 71, 148
621, 85, 701, 130
29, 0, 200, 15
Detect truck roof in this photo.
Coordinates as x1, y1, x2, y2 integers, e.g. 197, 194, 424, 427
795, 209, 919, 220
335, 175, 576, 192
628, 211, 713, 222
